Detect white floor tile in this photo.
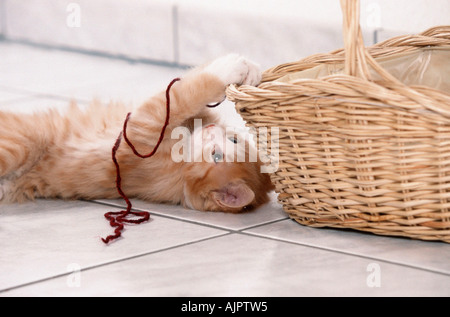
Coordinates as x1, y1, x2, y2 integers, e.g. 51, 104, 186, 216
2, 234, 448, 296
0, 96, 81, 113
1, 42, 449, 297
0, 42, 257, 128
96, 192, 287, 231
5, 0, 175, 63
58, 63, 186, 107
0, 42, 179, 99
0, 200, 225, 292
0, 88, 33, 104
245, 219, 450, 275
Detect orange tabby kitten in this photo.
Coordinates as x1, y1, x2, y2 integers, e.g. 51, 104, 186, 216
0, 54, 274, 212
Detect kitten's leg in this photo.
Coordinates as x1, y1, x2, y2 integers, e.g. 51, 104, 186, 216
0, 114, 30, 177
127, 54, 261, 146
0, 111, 48, 180
169, 53, 261, 125
0, 180, 4, 201
0, 139, 28, 177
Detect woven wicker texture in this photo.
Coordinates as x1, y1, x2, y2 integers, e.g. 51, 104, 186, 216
227, 0, 450, 243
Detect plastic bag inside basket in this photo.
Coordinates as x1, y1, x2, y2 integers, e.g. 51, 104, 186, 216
276, 47, 450, 93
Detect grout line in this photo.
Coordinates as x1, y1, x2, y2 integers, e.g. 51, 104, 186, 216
89, 199, 245, 232
2, 38, 193, 70
93, 199, 450, 276
87, 199, 450, 276
0, 84, 92, 104
373, 29, 379, 44
0, 0, 6, 40
239, 230, 450, 276
88, 199, 288, 233
29, 92, 91, 104
2, 197, 448, 292
172, 5, 180, 64
0, 94, 91, 107
239, 217, 288, 231
0, 232, 232, 294
0, 85, 43, 96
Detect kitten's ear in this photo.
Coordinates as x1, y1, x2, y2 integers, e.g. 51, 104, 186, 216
211, 182, 255, 209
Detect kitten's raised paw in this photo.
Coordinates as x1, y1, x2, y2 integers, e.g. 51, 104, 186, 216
205, 54, 261, 87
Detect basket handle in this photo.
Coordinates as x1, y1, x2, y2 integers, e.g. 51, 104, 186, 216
341, 0, 371, 79
340, 0, 450, 117
341, 0, 404, 83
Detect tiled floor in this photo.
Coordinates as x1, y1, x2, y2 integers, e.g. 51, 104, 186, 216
0, 42, 449, 297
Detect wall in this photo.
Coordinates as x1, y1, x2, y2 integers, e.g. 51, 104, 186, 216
0, 0, 449, 69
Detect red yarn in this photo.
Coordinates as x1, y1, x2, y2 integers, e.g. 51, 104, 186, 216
102, 78, 181, 244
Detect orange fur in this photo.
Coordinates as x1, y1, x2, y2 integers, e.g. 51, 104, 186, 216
0, 55, 274, 212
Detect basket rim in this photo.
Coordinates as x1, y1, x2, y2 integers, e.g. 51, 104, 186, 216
258, 25, 450, 84
273, 45, 450, 84
226, 26, 450, 120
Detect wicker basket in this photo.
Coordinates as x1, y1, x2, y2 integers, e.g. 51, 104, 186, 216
227, 0, 450, 243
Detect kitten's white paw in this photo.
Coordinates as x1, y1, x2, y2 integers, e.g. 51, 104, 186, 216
205, 54, 261, 87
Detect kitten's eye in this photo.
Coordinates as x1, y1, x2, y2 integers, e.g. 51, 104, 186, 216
212, 148, 223, 163
228, 136, 239, 144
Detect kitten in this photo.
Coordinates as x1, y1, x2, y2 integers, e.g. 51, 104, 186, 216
0, 54, 274, 212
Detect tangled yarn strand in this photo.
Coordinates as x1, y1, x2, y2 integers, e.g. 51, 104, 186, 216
102, 78, 181, 244
122, 78, 181, 158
